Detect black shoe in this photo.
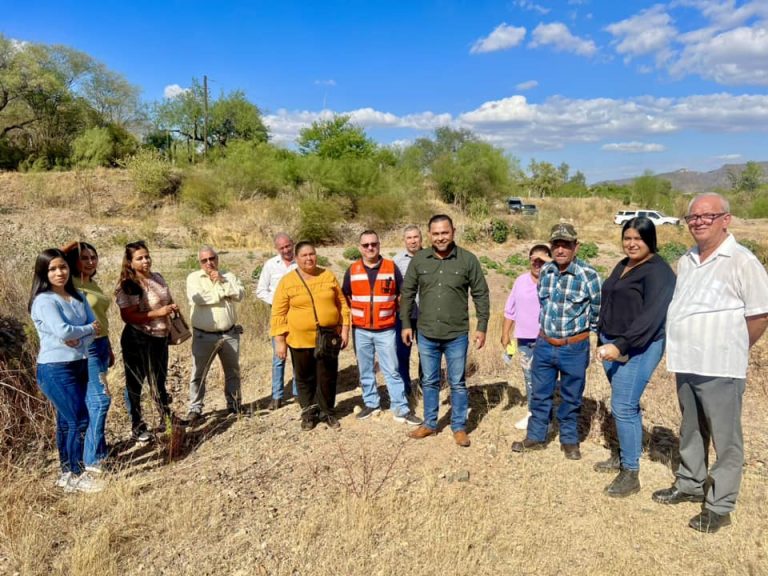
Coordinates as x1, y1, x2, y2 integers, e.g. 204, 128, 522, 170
511, 438, 547, 453
269, 398, 283, 411
321, 413, 341, 429
356, 406, 381, 420
561, 443, 581, 460
605, 469, 640, 498
300, 417, 316, 431
594, 454, 621, 473
131, 424, 152, 443
652, 485, 705, 505
689, 509, 731, 533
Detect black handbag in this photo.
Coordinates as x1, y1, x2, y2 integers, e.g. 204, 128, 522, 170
296, 270, 342, 360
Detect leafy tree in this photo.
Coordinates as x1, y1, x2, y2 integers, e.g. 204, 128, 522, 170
71, 125, 138, 167
729, 161, 764, 194
527, 160, 562, 198
632, 171, 672, 208
80, 64, 144, 128
153, 79, 268, 151
297, 115, 376, 159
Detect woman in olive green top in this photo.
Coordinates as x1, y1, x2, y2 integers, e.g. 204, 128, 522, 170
63, 241, 112, 473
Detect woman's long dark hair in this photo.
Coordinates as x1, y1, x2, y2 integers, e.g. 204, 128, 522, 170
28, 248, 83, 312
622, 217, 658, 253
62, 241, 99, 281
117, 241, 149, 296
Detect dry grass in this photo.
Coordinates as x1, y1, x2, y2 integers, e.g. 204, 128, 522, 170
1, 170, 767, 575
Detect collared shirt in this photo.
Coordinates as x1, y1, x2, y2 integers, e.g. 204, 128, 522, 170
503, 272, 540, 339
667, 233, 768, 378
394, 250, 419, 318
187, 269, 245, 332
400, 243, 490, 340
256, 255, 297, 305
538, 258, 602, 338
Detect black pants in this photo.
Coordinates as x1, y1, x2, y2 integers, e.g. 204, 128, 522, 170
121, 324, 171, 430
289, 347, 338, 417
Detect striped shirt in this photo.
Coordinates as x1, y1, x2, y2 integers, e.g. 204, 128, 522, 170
667, 234, 768, 378
538, 258, 602, 338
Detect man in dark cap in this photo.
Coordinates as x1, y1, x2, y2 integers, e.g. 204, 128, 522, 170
512, 222, 602, 460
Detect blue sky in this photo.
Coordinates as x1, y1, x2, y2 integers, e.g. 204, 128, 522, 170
5, 0, 768, 182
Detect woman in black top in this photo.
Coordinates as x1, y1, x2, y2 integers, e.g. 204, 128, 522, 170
594, 217, 676, 498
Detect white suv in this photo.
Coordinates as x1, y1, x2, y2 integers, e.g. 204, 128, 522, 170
614, 209, 680, 226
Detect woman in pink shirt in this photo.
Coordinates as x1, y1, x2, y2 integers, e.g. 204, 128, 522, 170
501, 244, 552, 430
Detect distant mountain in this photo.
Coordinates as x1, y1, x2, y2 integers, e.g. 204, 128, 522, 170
602, 161, 768, 193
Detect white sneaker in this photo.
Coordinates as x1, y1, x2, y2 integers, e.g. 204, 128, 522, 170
55, 471, 73, 488
66, 472, 105, 494
85, 464, 104, 475
514, 413, 531, 430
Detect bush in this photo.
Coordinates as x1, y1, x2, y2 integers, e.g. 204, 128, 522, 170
462, 225, 480, 244
343, 246, 361, 260
297, 198, 344, 244
505, 254, 528, 267
739, 239, 768, 265
71, 125, 138, 168
213, 141, 286, 199
509, 221, 534, 240
121, 149, 181, 199
356, 193, 406, 230
579, 242, 599, 260
490, 218, 509, 244
180, 171, 230, 215
658, 241, 688, 263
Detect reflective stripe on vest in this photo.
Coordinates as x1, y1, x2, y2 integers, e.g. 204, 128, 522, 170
349, 259, 398, 329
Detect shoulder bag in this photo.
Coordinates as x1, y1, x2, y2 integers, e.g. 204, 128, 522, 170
168, 310, 192, 345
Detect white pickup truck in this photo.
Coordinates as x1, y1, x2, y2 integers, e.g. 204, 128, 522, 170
614, 209, 680, 226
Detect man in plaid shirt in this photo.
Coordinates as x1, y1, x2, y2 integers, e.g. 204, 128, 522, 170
512, 223, 601, 460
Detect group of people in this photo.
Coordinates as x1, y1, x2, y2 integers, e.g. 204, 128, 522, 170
29, 193, 768, 535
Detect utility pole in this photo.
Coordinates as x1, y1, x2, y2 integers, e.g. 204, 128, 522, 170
203, 75, 209, 159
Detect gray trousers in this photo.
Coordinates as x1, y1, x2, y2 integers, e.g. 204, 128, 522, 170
188, 328, 241, 413
674, 373, 745, 514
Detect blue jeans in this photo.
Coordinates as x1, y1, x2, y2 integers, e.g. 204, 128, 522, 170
418, 333, 469, 432
517, 338, 537, 410
528, 336, 590, 445
354, 327, 409, 416
37, 360, 89, 475
84, 337, 111, 468
602, 336, 665, 470
271, 337, 297, 400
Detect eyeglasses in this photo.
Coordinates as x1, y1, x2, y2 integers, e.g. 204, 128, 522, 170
684, 213, 727, 225
199, 256, 218, 264
360, 242, 379, 249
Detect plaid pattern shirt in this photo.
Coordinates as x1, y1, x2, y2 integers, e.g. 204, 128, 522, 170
538, 258, 602, 338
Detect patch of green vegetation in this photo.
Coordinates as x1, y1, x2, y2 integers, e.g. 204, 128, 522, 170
343, 246, 361, 260
658, 241, 688, 263
251, 264, 264, 281
579, 241, 599, 260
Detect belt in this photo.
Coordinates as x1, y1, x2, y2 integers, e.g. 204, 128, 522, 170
194, 326, 233, 335
539, 330, 590, 347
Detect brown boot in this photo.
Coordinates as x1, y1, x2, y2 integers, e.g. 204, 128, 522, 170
453, 430, 471, 447
408, 425, 436, 439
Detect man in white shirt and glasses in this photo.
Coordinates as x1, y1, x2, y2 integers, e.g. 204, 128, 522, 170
654, 193, 768, 533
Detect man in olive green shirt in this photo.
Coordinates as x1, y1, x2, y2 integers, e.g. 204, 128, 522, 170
401, 214, 490, 447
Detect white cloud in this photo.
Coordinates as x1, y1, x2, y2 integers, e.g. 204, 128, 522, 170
715, 153, 742, 160
516, 80, 539, 91
514, 0, 550, 15
605, 6, 677, 64
671, 23, 768, 85
602, 141, 666, 153
163, 84, 188, 99
314, 79, 336, 86
264, 93, 768, 152
470, 23, 526, 54
529, 22, 597, 56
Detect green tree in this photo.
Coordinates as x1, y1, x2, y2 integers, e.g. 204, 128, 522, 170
632, 171, 672, 208
297, 115, 376, 159
71, 125, 138, 167
527, 160, 562, 198
729, 161, 764, 194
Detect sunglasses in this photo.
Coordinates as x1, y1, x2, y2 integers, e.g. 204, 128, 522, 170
360, 242, 379, 249
200, 256, 218, 264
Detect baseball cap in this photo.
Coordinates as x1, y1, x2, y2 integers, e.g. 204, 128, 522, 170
549, 223, 578, 242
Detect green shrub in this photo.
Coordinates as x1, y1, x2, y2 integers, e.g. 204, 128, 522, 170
251, 264, 264, 282
505, 254, 528, 267
509, 221, 534, 240
317, 255, 330, 267
462, 225, 480, 244
297, 198, 343, 244
356, 193, 406, 229
658, 241, 688, 263
490, 218, 509, 244
213, 141, 286, 198
180, 171, 230, 215
579, 242, 599, 260
121, 149, 180, 199
343, 246, 361, 260
479, 256, 500, 270
72, 125, 138, 168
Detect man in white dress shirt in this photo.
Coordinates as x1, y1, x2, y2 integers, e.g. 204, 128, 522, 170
256, 232, 297, 410
653, 193, 768, 533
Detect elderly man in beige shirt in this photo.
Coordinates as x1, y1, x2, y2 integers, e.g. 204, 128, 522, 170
186, 245, 245, 420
